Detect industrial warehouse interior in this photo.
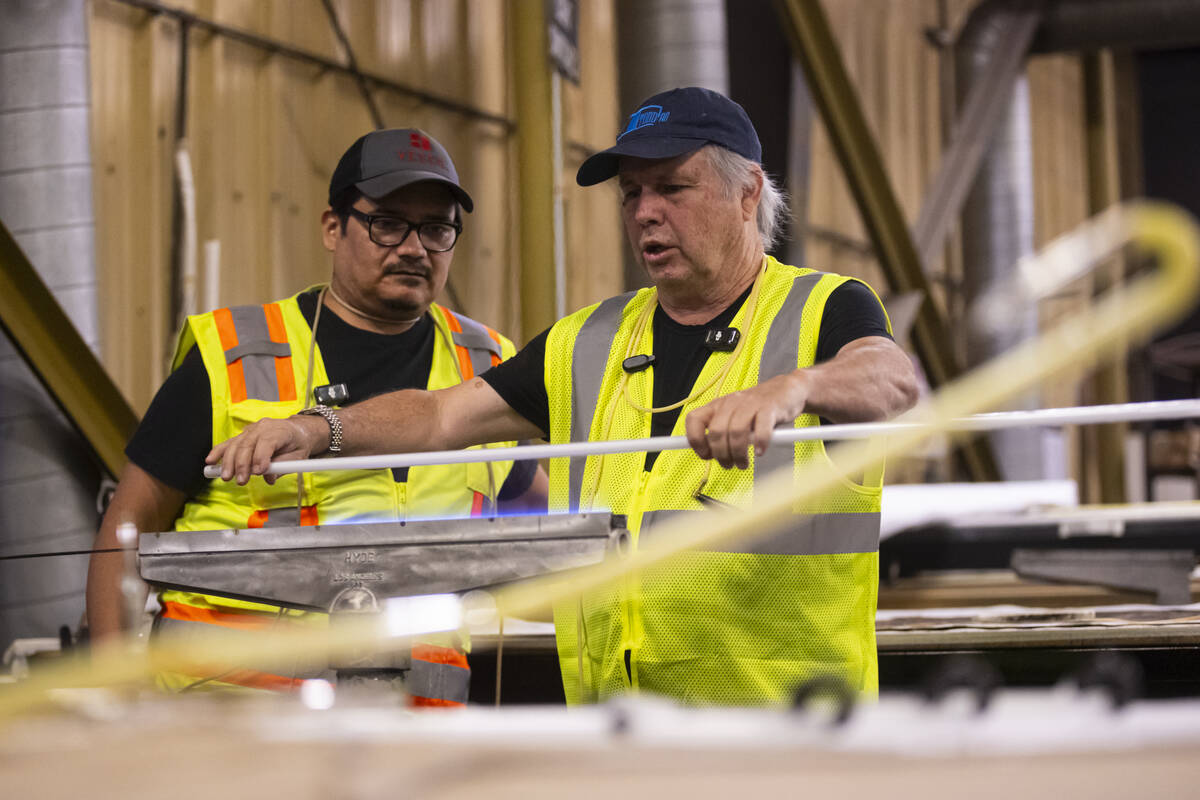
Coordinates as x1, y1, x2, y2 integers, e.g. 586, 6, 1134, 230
3, 0, 1200, 796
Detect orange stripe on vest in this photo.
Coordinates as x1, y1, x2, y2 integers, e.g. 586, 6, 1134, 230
247, 506, 319, 528
485, 327, 504, 367
438, 307, 476, 379
263, 302, 297, 401
212, 307, 247, 403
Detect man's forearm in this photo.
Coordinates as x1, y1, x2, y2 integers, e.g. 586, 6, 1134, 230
261, 389, 449, 461
303, 381, 540, 457
210, 378, 543, 484
798, 337, 918, 423
85, 517, 133, 643
86, 463, 186, 643
337, 388, 447, 455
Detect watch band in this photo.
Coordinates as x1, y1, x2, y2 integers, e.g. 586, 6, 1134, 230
299, 404, 343, 453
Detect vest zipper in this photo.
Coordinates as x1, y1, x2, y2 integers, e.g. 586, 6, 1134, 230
395, 481, 408, 522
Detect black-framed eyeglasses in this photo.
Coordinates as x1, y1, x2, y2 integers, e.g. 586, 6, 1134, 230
346, 208, 462, 252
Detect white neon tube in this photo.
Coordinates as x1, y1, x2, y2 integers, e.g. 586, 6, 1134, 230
202, 398, 1200, 479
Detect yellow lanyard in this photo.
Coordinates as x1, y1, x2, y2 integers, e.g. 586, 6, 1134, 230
582, 258, 768, 511
619, 256, 767, 415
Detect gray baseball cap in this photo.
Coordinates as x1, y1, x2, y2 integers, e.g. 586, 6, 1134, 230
328, 128, 473, 212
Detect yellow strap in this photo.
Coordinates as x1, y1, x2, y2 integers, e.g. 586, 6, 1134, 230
620, 256, 768, 414
583, 258, 769, 509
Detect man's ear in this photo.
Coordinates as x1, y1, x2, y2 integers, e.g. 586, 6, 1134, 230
321, 208, 340, 252
741, 167, 764, 221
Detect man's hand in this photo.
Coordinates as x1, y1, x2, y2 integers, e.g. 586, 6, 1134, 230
684, 337, 919, 470
206, 415, 328, 484
685, 372, 809, 469
205, 381, 543, 485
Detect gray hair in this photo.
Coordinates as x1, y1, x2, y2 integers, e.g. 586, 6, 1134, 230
701, 145, 789, 252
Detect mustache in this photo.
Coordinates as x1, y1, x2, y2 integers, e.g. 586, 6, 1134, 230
384, 260, 430, 277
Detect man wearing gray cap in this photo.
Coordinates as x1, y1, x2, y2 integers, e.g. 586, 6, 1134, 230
208, 89, 918, 707
87, 128, 545, 704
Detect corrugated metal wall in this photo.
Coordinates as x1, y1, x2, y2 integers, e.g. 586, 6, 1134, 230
88, 0, 622, 414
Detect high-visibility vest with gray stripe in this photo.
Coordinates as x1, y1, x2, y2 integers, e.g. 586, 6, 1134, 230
154, 288, 516, 693
545, 256, 888, 707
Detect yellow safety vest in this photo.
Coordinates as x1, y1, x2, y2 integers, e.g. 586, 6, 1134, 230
155, 288, 517, 695
545, 257, 887, 706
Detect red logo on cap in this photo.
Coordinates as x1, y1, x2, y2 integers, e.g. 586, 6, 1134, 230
395, 132, 448, 169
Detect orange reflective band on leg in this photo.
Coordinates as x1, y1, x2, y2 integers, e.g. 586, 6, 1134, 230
412, 643, 470, 670
470, 491, 485, 517
410, 695, 466, 708
213, 307, 247, 403
263, 302, 297, 402
300, 505, 319, 526
156, 602, 316, 692
199, 668, 303, 693
410, 643, 470, 708
247, 509, 268, 528
161, 600, 286, 632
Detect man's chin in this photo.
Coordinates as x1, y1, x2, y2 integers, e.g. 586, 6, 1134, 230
375, 289, 428, 319
643, 262, 691, 289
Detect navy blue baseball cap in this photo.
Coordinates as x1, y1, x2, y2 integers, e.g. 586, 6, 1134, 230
329, 128, 473, 212
576, 87, 761, 186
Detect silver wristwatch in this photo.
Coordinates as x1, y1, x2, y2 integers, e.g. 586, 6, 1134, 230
298, 404, 343, 453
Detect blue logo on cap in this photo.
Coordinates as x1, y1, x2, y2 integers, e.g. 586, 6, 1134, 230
618, 104, 670, 139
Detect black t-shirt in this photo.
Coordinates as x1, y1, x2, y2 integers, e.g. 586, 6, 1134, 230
127, 290, 536, 498
481, 279, 892, 468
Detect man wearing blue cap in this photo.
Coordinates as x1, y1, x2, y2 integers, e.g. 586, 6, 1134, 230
208, 89, 918, 706
88, 128, 545, 703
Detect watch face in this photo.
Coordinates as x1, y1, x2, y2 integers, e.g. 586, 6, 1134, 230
315, 383, 350, 406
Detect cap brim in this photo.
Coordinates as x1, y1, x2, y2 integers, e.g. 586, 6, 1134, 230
575, 136, 711, 186
356, 171, 474, 213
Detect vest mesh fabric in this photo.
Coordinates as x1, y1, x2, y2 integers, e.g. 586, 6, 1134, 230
547, 258, 885, 706
174, 293, 518, 535
158, 291, 518, 694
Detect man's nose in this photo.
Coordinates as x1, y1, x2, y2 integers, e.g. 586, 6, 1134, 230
392, 227, 428, 257
632, 190, 663, 226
